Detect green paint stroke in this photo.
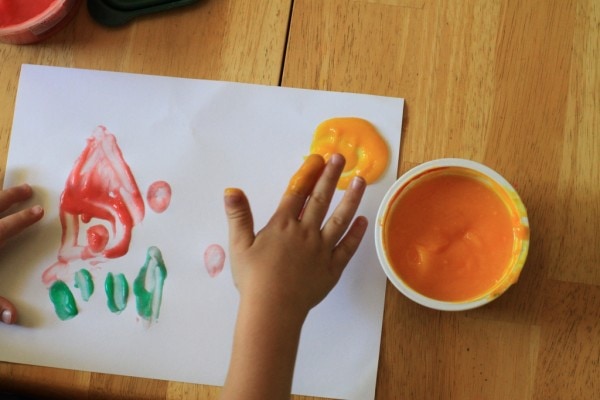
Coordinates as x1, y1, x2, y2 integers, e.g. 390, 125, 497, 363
74, 269, 94, 301
134, 246, 167, 322
105, 272, 129, 314
49, 280, 78, 321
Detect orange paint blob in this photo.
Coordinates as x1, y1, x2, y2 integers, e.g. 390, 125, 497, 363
286, 154, 325, 196
383, 168, 524, 302
310, 117, 389, 189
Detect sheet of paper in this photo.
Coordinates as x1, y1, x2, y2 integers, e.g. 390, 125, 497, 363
0, 65, 403, 400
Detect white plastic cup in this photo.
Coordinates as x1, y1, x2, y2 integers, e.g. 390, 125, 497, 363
375, 159, 530, 311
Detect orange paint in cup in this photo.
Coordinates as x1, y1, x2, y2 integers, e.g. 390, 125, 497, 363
0, 0, 81, 44
375, 159, 529, 311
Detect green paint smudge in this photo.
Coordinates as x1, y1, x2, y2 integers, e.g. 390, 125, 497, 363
134, 246, 167, 322
49, 280, 78, 321
74, 269, 94, 301
105, 272, 129, 314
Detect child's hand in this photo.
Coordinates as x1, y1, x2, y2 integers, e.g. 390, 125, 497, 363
221, 154, 367, 400
224, 153, 367, 321
0, 184, 44, 324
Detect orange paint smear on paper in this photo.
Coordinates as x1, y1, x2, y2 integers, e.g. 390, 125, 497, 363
383, 168, 525, 302
309, 117, 389, 190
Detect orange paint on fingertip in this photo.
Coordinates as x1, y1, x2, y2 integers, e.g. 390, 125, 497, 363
286, 154, 325, 196
224, 188, 246, 206
310, 117, 389, 190
375, 159, 529, 311
224, 187, 242, 197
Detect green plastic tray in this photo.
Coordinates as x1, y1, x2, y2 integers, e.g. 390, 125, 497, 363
88, 0, 201, 26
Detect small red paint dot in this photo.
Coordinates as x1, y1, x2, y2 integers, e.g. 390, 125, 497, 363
204, 244, 226, 278
87, 224, 109, 253
147, 181, 172, 213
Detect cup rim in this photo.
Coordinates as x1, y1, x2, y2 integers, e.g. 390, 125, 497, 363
374, 158, 530, 311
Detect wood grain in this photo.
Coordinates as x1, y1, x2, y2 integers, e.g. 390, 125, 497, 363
0, 0, 291, 185
1, 0, 598, 398
0, 1, 291, 399
284, 0, 599, 399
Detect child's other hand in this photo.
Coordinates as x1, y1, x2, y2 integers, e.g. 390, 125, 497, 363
0, 184, 44, 324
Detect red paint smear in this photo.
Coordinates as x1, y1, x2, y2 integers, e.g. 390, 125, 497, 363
0, 0, 56, 27
147, 180, 172, 213
87, 224, 109, 253
204, 244, 225, 278
43, 126, 145, 286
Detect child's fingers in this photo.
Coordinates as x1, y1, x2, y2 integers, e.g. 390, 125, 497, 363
0, 184, 34, 213
277, 154, 325, 219
321, 176, 366, 247
331, 216, 368, 276
0, 205, 44, 247
224, 188, 255, 250
301, 153, 345, 227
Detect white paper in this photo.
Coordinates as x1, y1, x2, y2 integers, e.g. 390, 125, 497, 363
0, 65, 403, 400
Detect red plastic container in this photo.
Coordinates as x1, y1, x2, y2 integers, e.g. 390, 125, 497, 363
0, 0, 82, 44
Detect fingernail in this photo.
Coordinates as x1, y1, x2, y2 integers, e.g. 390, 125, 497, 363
224, 188, 243, 206
2, 309, 12, 324
18, 183, 32, 192
355, 216, 368, 229
350, 176, 366, 190
31, 205, 44, 215
329, 153, 345, 165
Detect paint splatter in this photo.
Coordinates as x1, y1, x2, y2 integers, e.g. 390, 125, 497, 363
49, 280, 78, 321
74, 269, 94, 301
147, 181, 172, 213
310, 117, 389, 189
42, 126, 145, 286
204, 244, 225, 278
105, 272, 129, 314
42, 126, 173, 323
87, 224, 110, 253
134, 246, 167, 323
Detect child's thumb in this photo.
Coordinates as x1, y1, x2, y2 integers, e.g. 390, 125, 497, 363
224, 188, 255, 249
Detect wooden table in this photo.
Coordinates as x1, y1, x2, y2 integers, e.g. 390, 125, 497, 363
1, 1, 598, 399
